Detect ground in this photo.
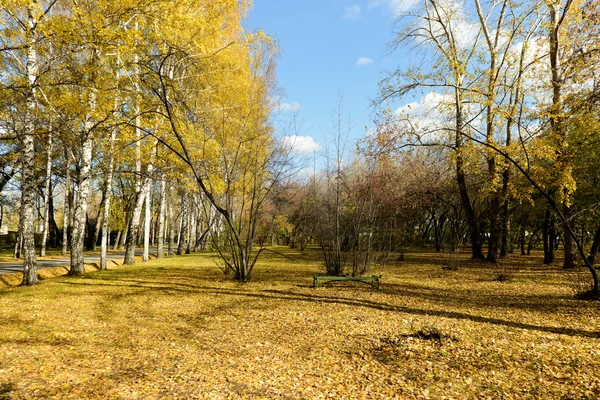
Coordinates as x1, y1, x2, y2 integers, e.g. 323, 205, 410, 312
0, 247, 599, 399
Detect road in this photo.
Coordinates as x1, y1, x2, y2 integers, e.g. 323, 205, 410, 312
0, 249, 154, 275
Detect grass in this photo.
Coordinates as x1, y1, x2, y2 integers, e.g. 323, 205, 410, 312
0, 247, 599, 399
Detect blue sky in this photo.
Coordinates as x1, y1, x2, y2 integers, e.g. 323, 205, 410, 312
246, 0, 412, 156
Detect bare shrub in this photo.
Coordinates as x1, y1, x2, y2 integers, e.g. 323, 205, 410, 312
566, 267, 598, 300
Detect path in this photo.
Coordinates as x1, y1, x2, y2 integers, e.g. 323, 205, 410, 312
0, 248, 156, 275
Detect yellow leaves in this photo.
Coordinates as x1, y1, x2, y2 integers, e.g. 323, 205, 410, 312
2, 249, 595, 396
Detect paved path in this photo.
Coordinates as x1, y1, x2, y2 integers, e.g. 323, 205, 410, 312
0, 249, 155, 275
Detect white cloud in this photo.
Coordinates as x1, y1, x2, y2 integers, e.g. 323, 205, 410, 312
281, 135, 321, 154
278, 102, 302, 112
369, 0, 421, 16
295, 167, 317, 180
393, 90, 486, 141
342, 4, 361, 20
395, 91, 452, 125
356, 57, 374, 66
392, 91, 454, 140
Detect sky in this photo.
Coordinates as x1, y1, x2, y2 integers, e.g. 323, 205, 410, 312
246, 0, 414, 158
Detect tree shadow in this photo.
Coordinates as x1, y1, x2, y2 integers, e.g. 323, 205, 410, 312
57, 280, 600, 339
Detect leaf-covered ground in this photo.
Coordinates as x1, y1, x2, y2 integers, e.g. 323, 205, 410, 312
1, 248, 599, 399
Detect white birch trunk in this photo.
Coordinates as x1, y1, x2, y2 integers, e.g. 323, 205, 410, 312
20, 1, 39, 285
61, 159, 70, 255
14, 216, 22, 259
186, 203, 194, 254
40, 132, 53, 256
69, 82, 96, 275
177, 193, 187, 255
124, 187, 145, 264
143, 171, 152, 261
100, 128, 117, 270
157, 176, 166, 258
113, 229, 121, 251
167, 187, 175, 256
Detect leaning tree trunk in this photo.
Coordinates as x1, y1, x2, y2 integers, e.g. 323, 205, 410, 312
120, 215, 129, 250
91, 206, 103, 251
113, 230, 121, 251
20, 1, 39, 285
48, 184, 59, 248
588, 226, 600, 266
91, 190, 108, 251
40, 132, 53, 256
124, 183, 146, 264
194, 200, 203, 252
562, 203, 577, 269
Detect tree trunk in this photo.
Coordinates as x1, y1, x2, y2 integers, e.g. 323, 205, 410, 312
587, 226, 600, 266
177, 193, 188, 256
48, 183, 59, 248
194, 199, 203, 252
143, 173, 152, 262
124, 185, 146, 264
69, 133, 93, 275
500, 121, 512, 258
61, 158, 71, 255
562, 203, 577, 269
543, 209, 555, 264
547, 3, 577, 270
120, 215, 129, 250
168, 188, 175, 256
157, 177, 166, 258
455, 97, 484, 260
14, 216, 22, 259
527, 227, 540, 256
20, 2, 39, 285
40, 132, 53, 256
186, 200, 195, 254
92, 209, 103, 251
113, 229, 122, 251
100, 128, 116, 271
519, 226, 526, 256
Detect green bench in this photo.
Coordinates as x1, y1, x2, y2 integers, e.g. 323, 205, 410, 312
313, 275, 380, 289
